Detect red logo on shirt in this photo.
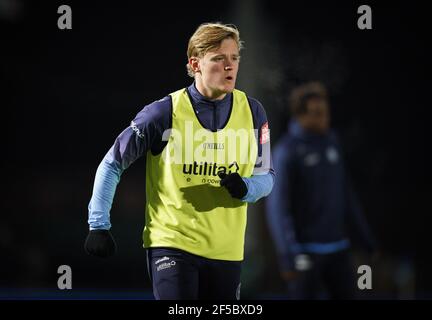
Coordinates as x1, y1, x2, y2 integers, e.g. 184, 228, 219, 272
260, 122, 270, 144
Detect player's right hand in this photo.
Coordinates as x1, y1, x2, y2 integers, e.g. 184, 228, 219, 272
84, 230, 117, 258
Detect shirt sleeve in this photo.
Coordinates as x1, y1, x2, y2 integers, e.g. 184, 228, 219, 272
248, 97, 274, 176
265, 139, 300, 271
334, 133, 377, 253
241, 173, 274, 203
345, 175, 377, 253
87, 96, 172, 230
240, 97, 275, 203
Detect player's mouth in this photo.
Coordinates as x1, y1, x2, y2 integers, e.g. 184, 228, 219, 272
225, 76, 233, 81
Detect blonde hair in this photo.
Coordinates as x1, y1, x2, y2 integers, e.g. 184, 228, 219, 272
186, 22, 243, 78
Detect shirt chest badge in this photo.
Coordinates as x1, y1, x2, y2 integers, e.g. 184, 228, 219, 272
326, 146, 339, 164
304, 153, 321, 167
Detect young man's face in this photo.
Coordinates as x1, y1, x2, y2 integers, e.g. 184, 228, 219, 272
194, 37, 240, 100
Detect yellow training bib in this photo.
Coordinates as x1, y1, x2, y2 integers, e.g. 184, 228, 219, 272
143, 88, 257, 260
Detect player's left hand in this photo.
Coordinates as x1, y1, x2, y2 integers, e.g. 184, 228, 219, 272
218, 172, 248, 199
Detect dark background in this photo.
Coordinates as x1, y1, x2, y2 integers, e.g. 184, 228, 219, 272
1, 0, 430, 299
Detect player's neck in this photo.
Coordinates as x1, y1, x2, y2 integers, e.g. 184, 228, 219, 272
195, 80, 226, 101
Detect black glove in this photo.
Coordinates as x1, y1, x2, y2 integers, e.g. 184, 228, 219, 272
84, 230, 117, 258
218, 172, 248, 199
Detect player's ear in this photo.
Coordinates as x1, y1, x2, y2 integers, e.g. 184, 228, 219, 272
189, 57, 200, 73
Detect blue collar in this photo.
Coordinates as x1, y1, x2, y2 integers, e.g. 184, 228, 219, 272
187, 82, 232, 107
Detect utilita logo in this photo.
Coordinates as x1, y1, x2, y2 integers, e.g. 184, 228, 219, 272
183, 161, 239, 177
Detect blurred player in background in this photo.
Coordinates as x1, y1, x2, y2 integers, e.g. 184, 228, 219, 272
84, 22, 274, 300
266, 82, 376, 299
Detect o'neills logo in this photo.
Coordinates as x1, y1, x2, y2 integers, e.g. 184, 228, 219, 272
203, 143, 224, 150
183, 161, 239, 176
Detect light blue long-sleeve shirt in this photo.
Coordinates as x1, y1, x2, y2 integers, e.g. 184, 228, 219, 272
88, 152, 123, 230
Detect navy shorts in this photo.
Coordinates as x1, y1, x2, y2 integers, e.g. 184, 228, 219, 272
147, 247, 242, 300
